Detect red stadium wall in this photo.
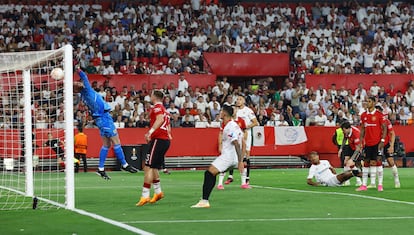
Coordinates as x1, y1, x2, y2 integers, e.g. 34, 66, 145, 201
78, 74, 217, 90
79, 126, 414, 167
306, 74, 414, 93
203, 53, 290, 76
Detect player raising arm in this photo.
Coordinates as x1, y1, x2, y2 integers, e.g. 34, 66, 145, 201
74, 70, 137, 180
307, 151, 360, 187
136, 90, 172, 206
191, 105, 244, 208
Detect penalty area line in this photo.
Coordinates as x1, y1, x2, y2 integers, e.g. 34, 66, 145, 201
122, 216, 414, 224
252, 185, 414, 206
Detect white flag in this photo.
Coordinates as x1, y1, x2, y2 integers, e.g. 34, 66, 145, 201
252, 126, 265, 146
275, 126, 307, 145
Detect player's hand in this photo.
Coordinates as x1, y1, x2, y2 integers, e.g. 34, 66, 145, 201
168, 133, 173, 140
144, 132, 151, 143
337, 149, 342, 158
378, 142, 384, 151
238, 161, 244, 174
388, 145, 394, 155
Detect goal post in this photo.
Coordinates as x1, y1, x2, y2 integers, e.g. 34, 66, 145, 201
0, 45, 74, 210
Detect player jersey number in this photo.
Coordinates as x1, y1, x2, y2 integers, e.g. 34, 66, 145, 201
160, 113, 170, 130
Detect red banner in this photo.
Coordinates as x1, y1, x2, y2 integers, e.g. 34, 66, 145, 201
204, 53, 289, 76
306, 74, 414, 93
77, 74, 217, 91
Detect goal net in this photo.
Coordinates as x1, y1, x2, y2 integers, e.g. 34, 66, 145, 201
0, 45, 74, 210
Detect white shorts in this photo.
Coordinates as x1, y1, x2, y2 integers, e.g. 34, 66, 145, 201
321, 175, 341, 187
212, 157, 238, 173
245, 129, 252, 151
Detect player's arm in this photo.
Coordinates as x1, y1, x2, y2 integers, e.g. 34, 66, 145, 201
388, 129, 396, 154
338, 136, 347, 158
248, 117, 259, 129
146, 114, 165, 141
359, 123, 365, 149
167, 124, 173, 140
232, 139, 244, 173
379, 122, 387, 150
77, 69, 93, 91
307, 178, 320, 186
329, 167, 337, 174
218, 130, 222, 153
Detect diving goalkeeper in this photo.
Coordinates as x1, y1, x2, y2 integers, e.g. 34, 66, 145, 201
74, 70, 137, 180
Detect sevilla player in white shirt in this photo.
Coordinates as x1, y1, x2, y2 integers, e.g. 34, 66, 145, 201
225, 96, 258, 187
307, 151, 360, 187
191, 105, 244, 208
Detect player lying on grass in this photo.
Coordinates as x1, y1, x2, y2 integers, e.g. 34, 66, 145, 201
74, 70, 138, 180
191, 105, 244, 208
307, 151, 361, 187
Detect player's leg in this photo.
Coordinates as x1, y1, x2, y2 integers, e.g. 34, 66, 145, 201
110, 135, 137, 173
96, 136, 111, 180
150, 139, 170, 203
225, 169, 234, 184
385, 144, 400, 188
244, 131, 251, 185
217, 172, 225, 189
336, 169, 361, 184
137, 140, 156, 206
240, 157, 250, 189
192, 157, 229, 208
368, 159, 377, 188
81, 153, 88, 172
356, 147, 371, 191
376, 145, 384, 191
74, 153, 80, 173
342, 155, 351, 186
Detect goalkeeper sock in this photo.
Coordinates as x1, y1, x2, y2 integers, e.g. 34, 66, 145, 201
241, 168, 247, 185
98, 146, 109, 171
142, 183, 151, 198
369, 166, 377, 186
113, 144, 128, 167
202, 171, 216, 201
153, 179, 162, 194
218, 172, 224, 186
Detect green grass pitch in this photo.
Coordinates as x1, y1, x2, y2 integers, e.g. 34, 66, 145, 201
1, 168, 414, 235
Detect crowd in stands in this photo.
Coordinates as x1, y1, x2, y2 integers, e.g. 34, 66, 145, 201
1, 1, 414, 129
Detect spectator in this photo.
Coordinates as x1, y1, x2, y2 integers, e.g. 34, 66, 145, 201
181, 114, 194, 127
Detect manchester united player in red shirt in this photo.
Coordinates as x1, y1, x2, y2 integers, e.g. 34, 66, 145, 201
376, 105, 400, 188
357, 97, 387, 192
137, 90, 172, 206
339, 121, 363, 186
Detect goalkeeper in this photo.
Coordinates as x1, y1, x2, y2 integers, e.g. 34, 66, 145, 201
74, 70, 137, 180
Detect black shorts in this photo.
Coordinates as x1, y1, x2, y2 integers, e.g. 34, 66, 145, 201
342, 145, 354, 157
364, 144, 381, 161
145, 139, 170, 169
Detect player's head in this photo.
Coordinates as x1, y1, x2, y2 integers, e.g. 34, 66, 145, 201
73, 82, 84, 93
235, 95, 246, 108
367, 96, 376, 110
340, 121, 352, 135
151, 90, 164, 104
221, 104, 234, 119
77, 125, 83, 133
375, 104, 388, 117
308, 151, 320, 164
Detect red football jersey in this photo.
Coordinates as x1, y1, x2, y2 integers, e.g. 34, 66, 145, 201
384, 118, 393, 146
346, 126, 361, 150
149, 102, 170, 140
235, 117, 247, 130
360, 109, 386, 147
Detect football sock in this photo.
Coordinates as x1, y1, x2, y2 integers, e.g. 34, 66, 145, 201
228, 169, 234, 179
113, 144, 128, 167
362, 167, 369, 186
98, 146, 109, 170
218, 172, 224, 186
153, 179, 162, 194
391, 165, 400, 182
202, 171, 216, 201
241, 168, 247, 185
377, 165, 384, 186
369, 166, 377, 185
142, 183, 151, 198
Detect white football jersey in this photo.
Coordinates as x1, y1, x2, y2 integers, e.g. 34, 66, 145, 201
307, 160, 335, 184
236, 106, 256, 128
220, 120, 243, 161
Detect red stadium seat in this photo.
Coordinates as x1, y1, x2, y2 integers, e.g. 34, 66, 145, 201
151, 57, 160, 65
160, 56, 169, 65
